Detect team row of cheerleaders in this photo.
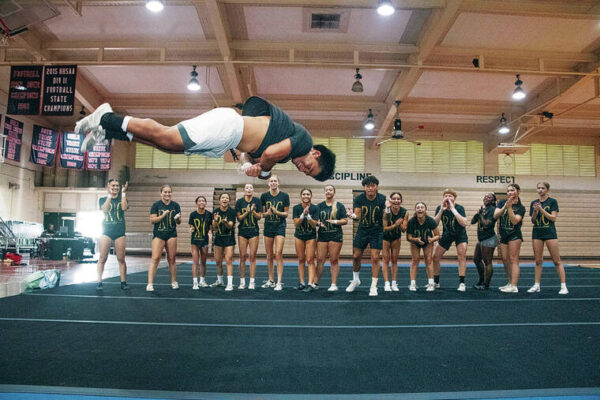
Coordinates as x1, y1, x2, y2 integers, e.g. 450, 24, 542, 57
96, 175, 568, 296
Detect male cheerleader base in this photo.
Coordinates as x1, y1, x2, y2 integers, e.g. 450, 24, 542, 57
76, 96, 335, 181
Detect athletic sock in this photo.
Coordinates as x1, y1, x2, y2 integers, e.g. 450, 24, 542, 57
193, 277, 198, 284
240, 278, 246, 286
459, 276, 465, 284
392, 280, 397, 285
434, 275, 440, 284
428, 278, 434, 285
371, 278, 378, 288
353, 271, 360, 281
200, 277, 206, 284
250, 278, 255, 284
100, 113, 125, 132
561, 282, 567, 289
217, 275, 223, 284
227, 276, 233, 286
410, 280, 416, 286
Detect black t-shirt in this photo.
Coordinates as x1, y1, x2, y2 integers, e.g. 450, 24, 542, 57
471, 205, 497, 242
316, 201, 348, 240
530, 197, 559, 238
435, 204, 467, 237
213, 207, 237, 240
99, 195, 126, 232
383, 207, 407, 241
496, 199, 526, 238
260, 190, 290, 229
406, 216, 438, 246
353, 192, 387, 232
293, 203, 319, 238
242, 96, 313, 162
150, 200, 181, 237
189, 210, 212, 243
236, 197, 262, 234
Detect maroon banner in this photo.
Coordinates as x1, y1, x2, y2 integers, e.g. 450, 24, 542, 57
30, 125, 59, 167
7, 65, 43, 115
3, 116, 24, 162
86, 141, 111, 171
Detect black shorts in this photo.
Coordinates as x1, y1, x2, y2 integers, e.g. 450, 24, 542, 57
383, 232, 402, 243
102, 226, 125, 241
500, 231, 523, 244
294, 233, 316, 241
318, 231, 343, 243
191, 239, 209, 248
264, 224, 286, 238
438, 232, 468, 251
214, 235, 236, 248
353, 229, 383, 250
532, 229, 557, 241
238, 229, 259, 240
154, 231, 177, 241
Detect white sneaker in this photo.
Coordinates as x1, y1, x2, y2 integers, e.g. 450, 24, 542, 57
75, 102, 113, 135
261, 280, 275, 288
225, 284, 234, 291
409, 283, 417, 292
248, 282, 256, 290
384, 282, 391, 292
192, 282, 199, 290
425, 283, 435, 292
199, 281, 208, 288
80, 127, 108, 152
274, 283, 283, 291
328, 284, 338, 292
527, 285, 540, 293
457, 283, 466, 292
435, 283, 440, 289
499, 283, 511, 290
146, 284, 154, 292
558, 287, 569, 295
238, 282, 246, 290
345, 279, 360, 292
500, 284, 518, 293
391, 282, 399, 292
369, 287, 378, 296
171, 281, 179, 290
209, 281, 224, 288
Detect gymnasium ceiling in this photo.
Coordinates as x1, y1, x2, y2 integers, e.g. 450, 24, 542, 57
1, 0, 599, 149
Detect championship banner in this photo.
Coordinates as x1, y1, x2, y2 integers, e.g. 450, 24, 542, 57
41, 65, 77, 116
7, 65, 43, 115
29, 125, 59, 167
3, 117, 24, 162
59, 131, 85, 169
86, 141, 112, 171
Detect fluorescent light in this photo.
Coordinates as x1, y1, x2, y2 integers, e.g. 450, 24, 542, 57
146, 0, 164, 13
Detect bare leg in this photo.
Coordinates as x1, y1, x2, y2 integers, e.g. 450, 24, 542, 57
390, 239, 401, 282
148, 238, 165, 285
248, 236, 259, 279
305, 239, 316, 286
114, 235, 127, 282
264, 236, 275, 282
238, 236, 249, 280
126, 119, 184, 152
329, 242, 342, 286
316, 242, 328, 285
409, 245, 421, 281
274, 235, 286, 284
295, 238, 306, 284
508, 239, 522, 287
532, 239, 545, 284
165, 237, 178, 283
96, 235, 111, 283
546, 239, 566, 283
382, 240, 391, 282
191, 244, 200, 279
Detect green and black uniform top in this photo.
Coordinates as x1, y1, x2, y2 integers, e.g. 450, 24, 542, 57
260, 190, 290, 230
189, 210, 212, 245
99, 195, 126, 237
236, 197, 262, 236
530, 197, 559, 240
292, 203, 319, 240
242, 96, 313, 162
150, 200, 181, 238
434, 204, 467, 238
213, 207, 237, 241
316, 201, 348, 242
471, 205, 497, 242
496, 199, 526, 240
353, 192, 387, 233
406, 216, 438, 248
383, 207, 407, 242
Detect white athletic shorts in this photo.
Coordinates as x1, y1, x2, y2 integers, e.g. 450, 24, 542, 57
177, 107, 243, 158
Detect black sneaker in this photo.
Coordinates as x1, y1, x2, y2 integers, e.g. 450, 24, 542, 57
473, 283, 486, 290
120, 281, 129, 290
96, 282, 103, 290
295, 283, 307, 290
302, 285, 314, 293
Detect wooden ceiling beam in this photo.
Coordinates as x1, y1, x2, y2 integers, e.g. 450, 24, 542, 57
218, 0, 444, 9
461, 0, 600, 19
432, 46, 598, 63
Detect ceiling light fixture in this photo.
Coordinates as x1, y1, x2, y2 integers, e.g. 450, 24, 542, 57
187, 65, 201, 92
392, 100, 403, 139
498, 113, 510, 134
364, 108, 375, 130
145, 0, 164, 13
376, 0, 395, 16
512, 74, 526, 100
351, 68, 363, 93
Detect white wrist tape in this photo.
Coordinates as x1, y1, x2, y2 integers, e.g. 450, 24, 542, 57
260, 170, 271, 178
350, 213, 357, 220
306, 215, 312, 221
451, 208, 460, 216
300, 213, 305, 220
240, 162, 252, 173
